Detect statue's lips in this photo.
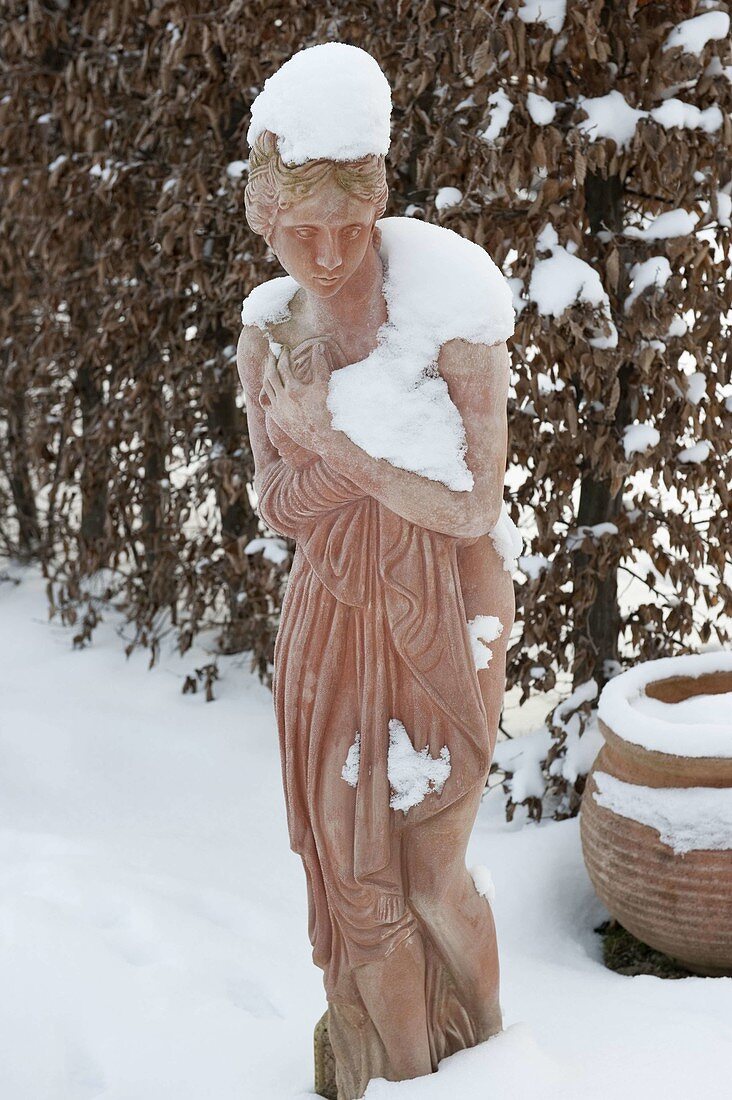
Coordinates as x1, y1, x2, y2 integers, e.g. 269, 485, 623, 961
314, 274, 342, 284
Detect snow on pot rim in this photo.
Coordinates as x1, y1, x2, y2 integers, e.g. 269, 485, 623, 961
597, 650, 732, 759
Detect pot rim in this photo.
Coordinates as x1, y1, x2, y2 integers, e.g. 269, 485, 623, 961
597, 651, 732, 760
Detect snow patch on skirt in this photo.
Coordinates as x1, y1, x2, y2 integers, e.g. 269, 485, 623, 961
340, 720, 452, 813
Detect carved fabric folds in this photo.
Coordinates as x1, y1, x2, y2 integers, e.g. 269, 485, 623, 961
256, 338, 491, 1097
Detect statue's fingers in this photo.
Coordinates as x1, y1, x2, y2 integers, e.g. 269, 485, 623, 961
259, 378, 276, 408
276, 346, 292, 386
263, 349, 277, 385
310, 343, 330, 381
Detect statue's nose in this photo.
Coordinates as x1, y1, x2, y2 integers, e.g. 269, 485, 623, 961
316, 233, 342, 272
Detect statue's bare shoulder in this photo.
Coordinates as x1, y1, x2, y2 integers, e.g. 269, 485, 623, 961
439, 337, 509, 377
236, 322, 270, 394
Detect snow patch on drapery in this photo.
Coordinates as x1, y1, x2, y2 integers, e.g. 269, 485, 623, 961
489, 505, 524, 573
246, 43, 392, 165
469, 864, 496, 905
467, 615, 504, 671
341, 733, 361, 788
592, 771, 732, 855
387, 719, 451, 814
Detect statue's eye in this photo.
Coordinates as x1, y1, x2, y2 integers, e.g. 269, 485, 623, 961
295, 228, 316, 239
344, 226, 362, 239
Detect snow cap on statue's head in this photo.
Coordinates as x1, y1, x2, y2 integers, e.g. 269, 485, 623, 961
247, 43, 392, 166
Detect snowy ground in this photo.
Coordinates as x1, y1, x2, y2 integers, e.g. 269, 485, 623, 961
1, 566, 731, 1100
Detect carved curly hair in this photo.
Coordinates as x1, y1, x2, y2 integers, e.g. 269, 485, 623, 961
244, 130, 388, 243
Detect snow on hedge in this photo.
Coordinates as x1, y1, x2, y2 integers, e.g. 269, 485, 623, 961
246, 43, 392, 165
624, 256, 672, 312
667, 315, 689, 338
716, 190, 732, 227
624, 209, 700, 240
685, 372, 707, 405
566, 523, 618, 551
577, 90, 646, 150
244, 537, 289, 565
517, 553, 549, 580
526, 92, 557, 126
435, 187, 462, 210
650, 98, 723, 134
623, 423, 660, 459
663, 11, 730, 56
592, 771, 732, 855
492, 726, 552, 804
597, 651, 732, 757
481, 88, 513, 144
528, 224, 617, 347
677, 440, 712, 464
577, 91, 724, 151
517, 0, 567, 34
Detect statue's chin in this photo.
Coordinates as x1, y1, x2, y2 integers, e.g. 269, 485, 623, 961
306, 274, 347, 298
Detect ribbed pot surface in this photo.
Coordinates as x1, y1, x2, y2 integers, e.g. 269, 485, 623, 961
582, 760, 732, 975
581, 666, 732, 977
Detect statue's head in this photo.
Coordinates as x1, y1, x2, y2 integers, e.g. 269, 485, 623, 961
244, 43, 391, 299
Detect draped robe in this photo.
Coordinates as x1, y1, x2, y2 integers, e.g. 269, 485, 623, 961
254, 336, 494, 1097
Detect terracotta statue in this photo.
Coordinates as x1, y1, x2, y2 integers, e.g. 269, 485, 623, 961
236, 43, 517, 1099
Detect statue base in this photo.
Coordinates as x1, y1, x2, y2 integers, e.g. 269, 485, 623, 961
314, 1010, 338, 1099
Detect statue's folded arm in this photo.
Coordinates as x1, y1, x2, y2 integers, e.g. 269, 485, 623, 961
257, 456, 366, 539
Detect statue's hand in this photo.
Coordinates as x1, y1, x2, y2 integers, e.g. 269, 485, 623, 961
259, 345, 332, 451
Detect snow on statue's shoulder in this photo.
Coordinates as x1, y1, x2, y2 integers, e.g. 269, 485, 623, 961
328, 216, 515, 492
240, 275, 298, 331
240, 275, 298, 355
376, 217, 515, 349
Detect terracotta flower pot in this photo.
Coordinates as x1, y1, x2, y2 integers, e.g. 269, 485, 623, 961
580, 652, 732, 976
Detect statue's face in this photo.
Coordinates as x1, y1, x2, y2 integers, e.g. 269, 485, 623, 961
269, 176, 379, 299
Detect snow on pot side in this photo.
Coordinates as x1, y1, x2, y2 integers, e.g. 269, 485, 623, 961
580, 651, 732, 976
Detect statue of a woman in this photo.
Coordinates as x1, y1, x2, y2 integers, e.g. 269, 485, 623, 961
237, 43, 517, 1099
